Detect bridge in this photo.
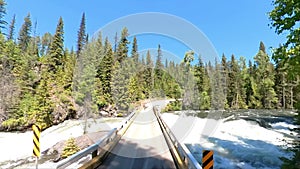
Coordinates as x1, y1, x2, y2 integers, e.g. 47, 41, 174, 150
55, 101, 201, 169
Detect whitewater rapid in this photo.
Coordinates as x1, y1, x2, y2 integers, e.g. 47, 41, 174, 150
162, 112, 298, 169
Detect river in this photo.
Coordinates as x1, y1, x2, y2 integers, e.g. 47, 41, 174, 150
162, 109, 299, 169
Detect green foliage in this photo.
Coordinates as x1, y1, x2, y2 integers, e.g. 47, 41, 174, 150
211, 59, 226, 110
131, 36, 139, 64
116, 27, 129, 63
194, 56, 211, 110
269, 0, 300, 62
254, 43, 278, 109
116, 113, 123, 117
111, 61, 130, 111
163, 100, 182, 112
269, 1, 300, 167
1, 117, 25, 129
0, 0, 6, 33
48, 17, 64, 73
143, 50, 154, 98
154, 44, 164, 91
99, 38, 114, 104
0, 2, 298, 144
61, 137, 80, 159
18, 13, 31, 52
77, 13, 86, 57
7, 14, 15, 40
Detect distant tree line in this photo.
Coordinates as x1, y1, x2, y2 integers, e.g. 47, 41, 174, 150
0, 0, 299, 132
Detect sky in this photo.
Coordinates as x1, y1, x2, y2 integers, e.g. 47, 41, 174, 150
4, 0, 286, 63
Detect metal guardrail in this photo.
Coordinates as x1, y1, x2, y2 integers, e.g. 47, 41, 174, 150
55, 128, 117, 169
153, 106, 202, 169
55, 111, 137, 169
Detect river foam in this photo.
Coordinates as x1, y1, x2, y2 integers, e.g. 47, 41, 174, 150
162, 113, 297, 169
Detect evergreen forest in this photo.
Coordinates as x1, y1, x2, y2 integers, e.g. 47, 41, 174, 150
0, 0, 299, 133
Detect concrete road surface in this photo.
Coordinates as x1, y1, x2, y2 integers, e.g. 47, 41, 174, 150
97, 101, 177, 169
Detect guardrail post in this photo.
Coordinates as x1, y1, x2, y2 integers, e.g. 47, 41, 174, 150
92, 150, 97, 158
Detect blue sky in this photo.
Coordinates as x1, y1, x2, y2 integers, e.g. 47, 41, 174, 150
5, 0, 285, 63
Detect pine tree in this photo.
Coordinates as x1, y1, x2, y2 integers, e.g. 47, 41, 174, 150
144, 50, 154, 98
182, 51, 195, 109
116, 27, 129, 63
0, 0, 6, 34
40, 32, 52, 56
210, 59, 225, 110
99, 38, 114, 103
18, 13, 32, 52
227, 54, 238, 108
0, 35, 20, 128
131, 36, 139, 64
7, 14, 16, 41
154, 44, 164, 96
128, 76, 142, 102
259, 41, 266, 53
245, 60, 255, 108
76, 13, 86, 57
111, 61, 130, 112
74, 41, 99, 132
194, 56, 205, 95
48, 17, 64, 73
238, 57, 248, 109
155, 44, 164, 72
38, 17, 65, 126
93, 33, 107, 108
254, 41, 278, 108
221, 54, 229, 108
275, 61, 287, 108
61, 137, 80, 158
226, 54, 247, 109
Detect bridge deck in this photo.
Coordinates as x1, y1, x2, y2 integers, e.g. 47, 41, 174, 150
97, 106, 176, 169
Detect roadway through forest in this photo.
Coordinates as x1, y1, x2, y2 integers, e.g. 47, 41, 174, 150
97, 101, 177, 169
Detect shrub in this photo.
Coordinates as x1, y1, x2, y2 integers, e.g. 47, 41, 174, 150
61, 137, 80, 159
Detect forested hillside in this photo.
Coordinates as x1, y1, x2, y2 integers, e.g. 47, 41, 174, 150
0, 0, 299, 132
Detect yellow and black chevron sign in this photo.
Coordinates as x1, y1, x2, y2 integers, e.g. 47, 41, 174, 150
32, 125, 41, 157
202, 150, 213, 169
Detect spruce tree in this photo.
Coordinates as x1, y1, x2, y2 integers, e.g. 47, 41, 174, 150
7, 14, 15, 41
221, 54, 229, 108
18, 13, 32, 52
100, 37, 114, 103
144, 50, 154, 98
0, 0, 6, 34
61, 137, 80, 158
40, 32, 52, 56
194, 56, 205, 95
245, 60, 255, 108
48, 17, 64, 73
154, 44, 164, 96
202, 65, 211, 110
254, 41, 278, 108
155, 44, 164, 71
227, 54, 238, 108
131, 36, 139, 64
238, 57, 248, 109
77, 13, 86, 57
111, 61, 130, 112
116, 27, 129, 63
226, 54, 247, 109
0, 35, 20, 128
182, 51, 195, 109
